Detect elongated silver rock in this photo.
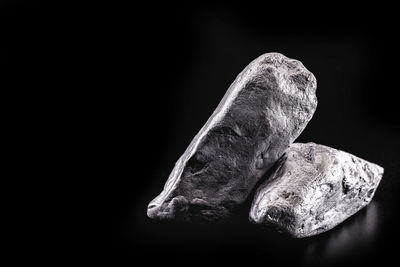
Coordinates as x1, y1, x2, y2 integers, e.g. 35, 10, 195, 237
250, 142, 384, 237
148, 53, 318, 222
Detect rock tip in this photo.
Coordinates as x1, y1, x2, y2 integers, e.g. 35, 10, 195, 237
146, 201, 160, 219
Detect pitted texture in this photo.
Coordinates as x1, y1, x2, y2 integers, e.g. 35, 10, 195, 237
249, 142, 384, 237
147, 53, 318, 222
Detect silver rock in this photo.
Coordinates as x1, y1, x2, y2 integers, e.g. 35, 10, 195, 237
249, 142, 384, 237
148, 53, 317, 222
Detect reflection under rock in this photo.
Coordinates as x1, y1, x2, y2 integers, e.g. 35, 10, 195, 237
303, 201, 379, 264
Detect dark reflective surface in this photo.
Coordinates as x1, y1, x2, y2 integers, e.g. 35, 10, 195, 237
1, 2, 399, 265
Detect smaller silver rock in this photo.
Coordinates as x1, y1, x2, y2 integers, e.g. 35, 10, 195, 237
249, 142, 384, 238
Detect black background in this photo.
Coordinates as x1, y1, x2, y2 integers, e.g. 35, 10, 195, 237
2, 2, 399, 265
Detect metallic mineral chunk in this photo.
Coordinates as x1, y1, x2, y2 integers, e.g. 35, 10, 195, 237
147, 53, 318, 222
249, 142, 384, 237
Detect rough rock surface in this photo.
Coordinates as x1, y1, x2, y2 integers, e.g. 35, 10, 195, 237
249, 142, 384, 237
147, 53, 318, 222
